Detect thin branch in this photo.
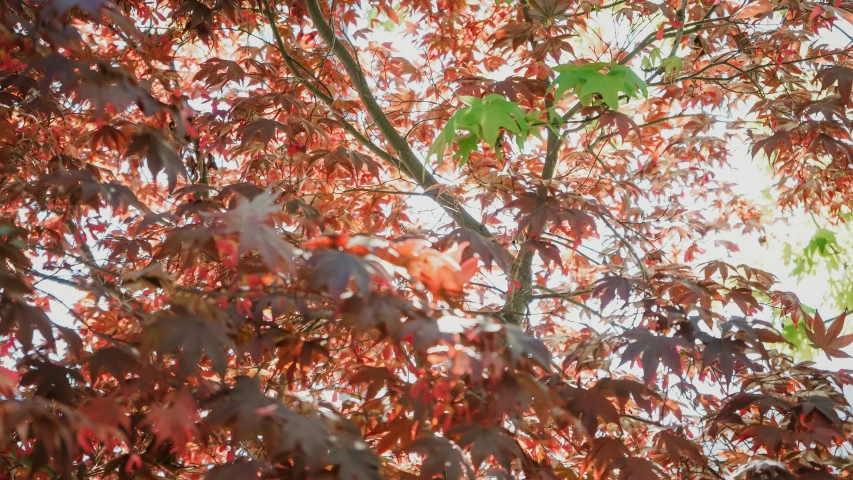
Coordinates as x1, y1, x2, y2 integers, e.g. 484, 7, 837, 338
621, 18, 732, 66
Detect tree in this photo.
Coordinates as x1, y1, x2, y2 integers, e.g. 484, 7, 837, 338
1, 0, 852, 477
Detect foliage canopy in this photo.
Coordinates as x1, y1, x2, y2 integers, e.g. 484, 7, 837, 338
1, 0, 853, 478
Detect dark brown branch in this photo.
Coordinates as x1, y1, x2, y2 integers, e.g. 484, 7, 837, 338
301, 0, 506, 263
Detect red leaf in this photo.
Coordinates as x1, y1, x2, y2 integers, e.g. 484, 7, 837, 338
144, 389, 199, 451
816, 65, 853, 104
598, 111, 641, 140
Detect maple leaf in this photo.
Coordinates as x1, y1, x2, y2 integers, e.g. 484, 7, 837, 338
715, 393, 792, 424
329, 445, 382, 480
406, 434, 474, 480
504, 324, 552, 371
723, 317, 790, 351
725, 288, 760, 315
340, 291, 413, 337
593, 275, 634, 309
525, 239, 564, 270
0, 222, 31, 269
9, 0, 853, 475
796, 395, 844, 425
528, 0, 571, 21
305, 250, 385, 298
450, 424, 522, 472
738, 425, 794, 454
581, 437, 628, 480
144, 389, 199, 451
193, 58, 245, 87
45, 0, 104, 17
126, 129, 187, 192
427, 94, 534, 165
0, 300, 55, 352
809, 133, 853, 162
732, 0, 776, 19
560, 385, 620, 433
19, 358, 84, 404
310, 147, 382, 178
656, 431, 705, 466
80, 180, 146, 212
88, 346, 142, 382
216, 191, 294, 270
204, 376, 275, 440
79, 395, 130, 444
596, 378, 661, 412
504, 191, 597, 243
816, 65, 853, 104
492, 76, 549, 104
434, 227, 512, 272
752, 131, 793, 158
491, 22, 537, 51
552, 63, 647, 110
598, 111, 641, 140
348, 366, 399, 399
620, 328, 688, 383
799, 97, 850, 127
143, 308, 233, 377
373, 416, 414, 454
698, 333, 756, 383
392, 239, 480, 299
804, 311, 853, 359
121, 262, 174, 292
267, 408, 333, 469
611, 457, 662, 479
56, 325, 82, 358
237, 119, 288, 148
0, 367, 17, 394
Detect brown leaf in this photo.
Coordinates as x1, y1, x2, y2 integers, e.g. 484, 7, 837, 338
450, 424, 522, 472
0, 300, 55, 352
656, 431, 705, 466
406, 434, 474, 479
816, 65, 853, 105
805, 311, 853, 359
126, 130, 187, 192
144, 389, 199, 451
620, 328, 688, 383
581, 437, 628, 480
143, 308, 233, 377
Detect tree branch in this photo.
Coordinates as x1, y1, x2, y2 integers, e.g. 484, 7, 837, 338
301, 0, 505, 258
620, 18, 731, 66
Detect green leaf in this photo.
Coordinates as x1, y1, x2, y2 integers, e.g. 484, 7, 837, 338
579, 72, 627, 110
661, 56, 683, 77
806, 228, 838, 258
426, 94, 533, 165
611, 64, 648, 98
455, 135, 479, 166
551, 62, 647, 110
649, 47, 663, 66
